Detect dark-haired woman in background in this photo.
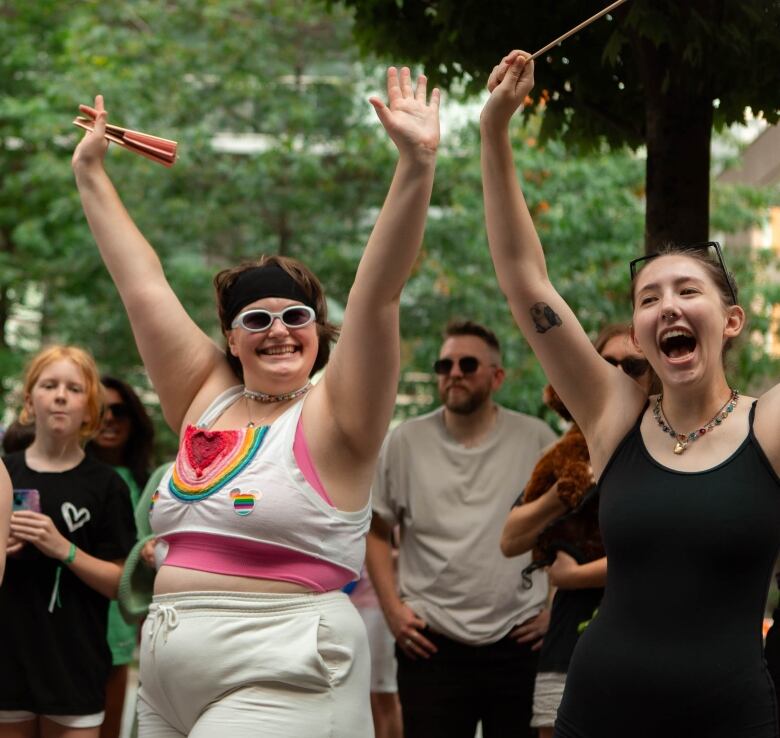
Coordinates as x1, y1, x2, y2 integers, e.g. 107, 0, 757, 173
2, 420, 36, 455
87, 376, 155, 738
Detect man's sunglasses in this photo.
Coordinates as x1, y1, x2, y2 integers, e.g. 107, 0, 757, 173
105, 402, 129, 420
433, 356, 481, 375
604, 356, 649, 379
629, 241, 737, 306
231, 306, 316, 332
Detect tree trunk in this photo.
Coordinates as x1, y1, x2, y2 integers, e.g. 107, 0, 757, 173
637, 40, 714, 253
277, 210, 292, 256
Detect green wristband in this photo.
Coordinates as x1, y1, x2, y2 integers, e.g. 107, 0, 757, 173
62, 542, 77, 565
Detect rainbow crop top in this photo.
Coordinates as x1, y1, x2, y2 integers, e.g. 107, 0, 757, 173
150, 386, 370, 591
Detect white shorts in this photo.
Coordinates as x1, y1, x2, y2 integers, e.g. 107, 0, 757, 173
137, 590, 373, 738
0, 710, 105, 728
356, 605, 397, 693
530, 671, 567, 728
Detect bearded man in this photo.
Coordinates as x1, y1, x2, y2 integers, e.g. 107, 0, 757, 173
367, 319, 557, 738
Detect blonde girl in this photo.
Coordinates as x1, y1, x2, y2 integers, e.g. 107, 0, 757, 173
0, 345, 136, 738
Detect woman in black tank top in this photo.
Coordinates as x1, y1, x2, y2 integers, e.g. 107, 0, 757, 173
480, 49, 780, 737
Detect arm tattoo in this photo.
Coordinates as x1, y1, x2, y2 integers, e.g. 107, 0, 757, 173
530, 302, 563, 334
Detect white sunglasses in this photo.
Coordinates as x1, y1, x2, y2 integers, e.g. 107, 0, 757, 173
231, 306, 316, 332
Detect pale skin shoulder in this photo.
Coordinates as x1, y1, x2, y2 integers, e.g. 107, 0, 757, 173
0, 460, 10, 584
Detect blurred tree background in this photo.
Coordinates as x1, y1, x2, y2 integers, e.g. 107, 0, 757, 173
336, 0, 780, 251
0, 0, 778, 458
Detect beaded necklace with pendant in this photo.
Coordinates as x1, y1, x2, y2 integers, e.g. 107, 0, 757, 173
653, 389, 739, 455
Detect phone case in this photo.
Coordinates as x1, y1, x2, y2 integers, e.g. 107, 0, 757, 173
12, 488, 41, 513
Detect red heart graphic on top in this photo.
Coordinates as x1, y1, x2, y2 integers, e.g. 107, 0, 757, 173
185, 427, 235, 477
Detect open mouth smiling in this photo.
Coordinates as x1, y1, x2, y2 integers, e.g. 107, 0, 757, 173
257, 345, 299, 357
659, 328, 697, 360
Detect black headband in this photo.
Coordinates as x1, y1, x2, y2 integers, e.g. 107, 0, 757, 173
224, 266, 315, 324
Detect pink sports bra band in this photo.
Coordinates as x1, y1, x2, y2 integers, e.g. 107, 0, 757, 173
162, 532, 357, 593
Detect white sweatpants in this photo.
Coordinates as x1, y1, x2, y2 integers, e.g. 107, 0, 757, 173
137, 590, 373, 737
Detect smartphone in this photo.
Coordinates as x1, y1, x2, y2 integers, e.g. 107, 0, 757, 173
12, 489, 41, 513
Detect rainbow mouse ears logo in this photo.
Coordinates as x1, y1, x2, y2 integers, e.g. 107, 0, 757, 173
230, 489, 260, 516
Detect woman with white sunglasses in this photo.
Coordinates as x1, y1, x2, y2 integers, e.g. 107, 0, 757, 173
72, 67, 440, 738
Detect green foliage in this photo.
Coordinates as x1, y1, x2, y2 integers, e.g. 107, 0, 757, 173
335, 0, 780, 149
1, 0, 777, 458
400, 117, 646, 424
0, 0, 395, 459
333, 1, 780, 251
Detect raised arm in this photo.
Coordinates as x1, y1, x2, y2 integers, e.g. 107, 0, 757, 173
72, 96, 233, 432
307, 68, 439, 484
480, 52, 642, 470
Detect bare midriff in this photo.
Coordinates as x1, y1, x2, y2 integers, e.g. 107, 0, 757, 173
153, 565, 317, 595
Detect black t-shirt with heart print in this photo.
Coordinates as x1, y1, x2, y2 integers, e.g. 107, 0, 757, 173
0, 452, 136, 715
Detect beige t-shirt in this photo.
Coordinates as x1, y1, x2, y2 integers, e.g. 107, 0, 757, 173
372, 405, 557, 645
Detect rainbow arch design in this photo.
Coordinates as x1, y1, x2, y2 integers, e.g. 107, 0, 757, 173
169, 424, 269, 502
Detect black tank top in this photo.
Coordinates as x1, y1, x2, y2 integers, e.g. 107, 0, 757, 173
555, 401, 780, 738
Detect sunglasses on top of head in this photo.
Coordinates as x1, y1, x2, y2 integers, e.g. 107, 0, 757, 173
628, 241, 737, 306
604, 356, 649, 379
433, 356, 481, 376
231, 306, 316, 333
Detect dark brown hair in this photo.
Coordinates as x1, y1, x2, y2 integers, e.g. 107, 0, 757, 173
2, 420, 35, 454
86, 376, 155, 488
213, 255, 339, 379
630, 243, 739, 309
593, 322, 632, 355
443, 319, 501, 355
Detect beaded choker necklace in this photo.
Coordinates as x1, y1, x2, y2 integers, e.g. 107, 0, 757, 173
244, 381, 312, 404
653, 389, 739, 455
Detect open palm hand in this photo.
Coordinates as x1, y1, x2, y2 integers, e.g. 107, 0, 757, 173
370, 67, 440, 160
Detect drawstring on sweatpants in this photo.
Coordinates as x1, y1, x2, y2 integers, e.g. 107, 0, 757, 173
149, 604, 180, 653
